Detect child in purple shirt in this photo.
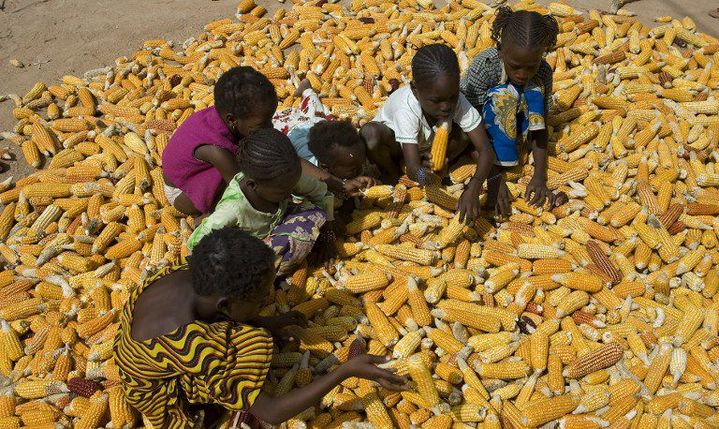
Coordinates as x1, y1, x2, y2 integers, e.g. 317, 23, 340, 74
162, 67, 278, 215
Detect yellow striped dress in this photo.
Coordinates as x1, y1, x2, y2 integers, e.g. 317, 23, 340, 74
114, 265, 274, 429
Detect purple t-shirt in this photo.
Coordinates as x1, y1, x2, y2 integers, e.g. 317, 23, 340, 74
161, 107, 237, 213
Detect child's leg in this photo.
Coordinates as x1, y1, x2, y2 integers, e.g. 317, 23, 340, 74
360, 122, 403, 183
265, 205, 328, 276
446, 124, 470, 165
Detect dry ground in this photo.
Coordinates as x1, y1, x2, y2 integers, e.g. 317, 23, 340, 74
0, 0, 716, 181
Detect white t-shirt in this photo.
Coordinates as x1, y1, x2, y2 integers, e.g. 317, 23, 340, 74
373, 85, 482, 153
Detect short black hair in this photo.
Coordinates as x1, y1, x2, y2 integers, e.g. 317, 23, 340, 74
189, 227, 274, 299
492, 6, 559, 52
214, 66, 278, 120
237, 128, 301, 182
411, 43, 460, 88
308, 120, 363, 162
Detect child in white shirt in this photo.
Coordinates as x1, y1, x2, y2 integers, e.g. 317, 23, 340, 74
360, 43, 497, 222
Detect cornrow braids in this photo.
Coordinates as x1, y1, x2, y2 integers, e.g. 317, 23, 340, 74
411, 43, 460, 88
237, 128, 301, 183
214, 66, 278, 120
491, 6, 559, 52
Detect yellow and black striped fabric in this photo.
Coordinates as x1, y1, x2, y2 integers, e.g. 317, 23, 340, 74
114, 264, 273, 429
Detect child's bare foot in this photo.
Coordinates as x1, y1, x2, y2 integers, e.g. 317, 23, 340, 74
294, 78, 312, 97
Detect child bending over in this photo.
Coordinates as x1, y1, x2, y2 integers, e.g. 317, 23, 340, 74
361, 44, 496, 223
162, 66, 278, 215
461, 7, 567, 212
115, 227, 406, 428
274, 79, 378, 200
186, 128, 334, 275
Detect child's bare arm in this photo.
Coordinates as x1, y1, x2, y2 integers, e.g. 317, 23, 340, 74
194, 145, 239, 184
526, 129, 552, 207
300, 158, 345, 197
401, 143, 423, 182
248, 355, 406, 425
457, 125, 497, 222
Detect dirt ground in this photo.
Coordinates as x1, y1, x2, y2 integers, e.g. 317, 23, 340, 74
0, 0, 717, 182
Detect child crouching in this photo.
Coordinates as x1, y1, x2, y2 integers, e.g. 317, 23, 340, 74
186, 128, 334, 275
115, 227, 406, 428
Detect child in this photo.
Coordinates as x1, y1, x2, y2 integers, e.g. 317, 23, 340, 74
115, 227, 406, 428
161, 66, 278, 215
274, 80, 378, 200
186, 128, 334, 275
461, 7, 567, 211
361, 43, 496, 223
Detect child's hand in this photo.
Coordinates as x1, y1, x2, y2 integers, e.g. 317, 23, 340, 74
525, 174, 551, 208
310, 222, 338, 268
495, 179, 512, 216
324, 176, 347, 199
341, 355, 409, 391
344, 176, 379, 198
457, 178, 483, 223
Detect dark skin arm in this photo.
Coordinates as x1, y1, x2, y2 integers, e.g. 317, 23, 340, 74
251, 311, 307, 338
402, 143, 424, 183
248, 355, 407, 425
457, 125, 496, 223
525, 129, 555, 207
301, 159, 346, 198
194, 145, 239, 184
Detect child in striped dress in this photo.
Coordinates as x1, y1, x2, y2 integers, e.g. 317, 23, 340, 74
115, 227, 407, 428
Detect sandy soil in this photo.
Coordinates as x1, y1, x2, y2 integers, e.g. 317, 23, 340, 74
0, 0, 717, 182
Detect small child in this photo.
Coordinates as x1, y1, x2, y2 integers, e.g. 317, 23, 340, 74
461, 7, 567, 211
361, 43, 496, 222
161, 66, 278, 215
187, 128, 334, 275
115, 227, 406, 428
273, 80, 378, 199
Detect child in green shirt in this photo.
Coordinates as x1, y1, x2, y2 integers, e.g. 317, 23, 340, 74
188, 128, 333, 275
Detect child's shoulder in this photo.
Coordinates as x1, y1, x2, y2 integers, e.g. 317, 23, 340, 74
471, 47, 501, 65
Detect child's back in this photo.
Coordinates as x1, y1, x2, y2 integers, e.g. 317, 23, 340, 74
160, 66, 278, 215
162, 106, 238, 213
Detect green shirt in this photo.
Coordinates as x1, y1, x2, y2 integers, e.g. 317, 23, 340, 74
187, 171, 333, 250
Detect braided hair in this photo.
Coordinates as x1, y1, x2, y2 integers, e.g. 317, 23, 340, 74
189, 227, 275, 299
237, 128, 301, 183
491, 6, 559, 52
411, 43, 460, 88
214, 66, 278, 119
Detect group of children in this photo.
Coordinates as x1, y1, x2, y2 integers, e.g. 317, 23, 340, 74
115, 8, 567, 428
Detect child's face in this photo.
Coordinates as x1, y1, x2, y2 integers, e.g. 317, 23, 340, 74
223, 272, 275, 322
324, 144, 366, 180
229, 113, 273, 139
499, 43, 545, 87
253, 169, 302, 205
412, 74, 460, 123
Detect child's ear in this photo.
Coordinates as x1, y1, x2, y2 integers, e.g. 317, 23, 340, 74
245, 179, 257, 191
216, 297, 230, 314
410, 81, 419, 98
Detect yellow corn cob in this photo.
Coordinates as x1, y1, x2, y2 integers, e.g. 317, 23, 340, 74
375, 244, 436, 265
475, 361, 529, 380
344, 272, 391, 294
407, 354, 441, 410
430, 122, 450, 172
